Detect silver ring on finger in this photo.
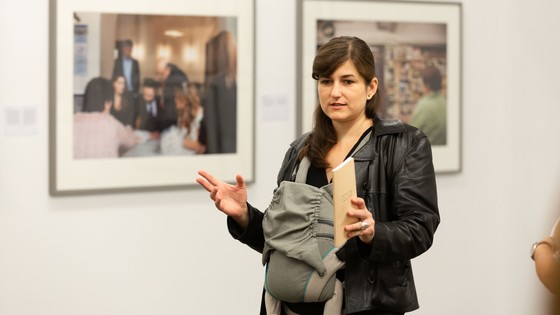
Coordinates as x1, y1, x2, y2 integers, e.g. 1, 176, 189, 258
361, 221, 369, 230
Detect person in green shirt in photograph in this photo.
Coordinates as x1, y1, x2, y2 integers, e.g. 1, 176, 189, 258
410, 64, 447, 145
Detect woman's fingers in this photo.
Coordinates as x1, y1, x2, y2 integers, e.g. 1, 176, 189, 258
350, 197, 366, 210
196, 176, 213, 192
214, 197, 222, 209
346, 208, 369, 221
235, 174, 245, 189
197, 170, 221, 186
209, 187, 218, 200
344, 197, 375, 242
198, 171, 247, 193
196, 170, 223, 192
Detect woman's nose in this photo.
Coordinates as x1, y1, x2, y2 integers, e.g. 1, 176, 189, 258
331, 82, 341, 98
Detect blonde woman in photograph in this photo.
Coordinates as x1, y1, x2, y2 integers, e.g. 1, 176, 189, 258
160, 86, 204, 155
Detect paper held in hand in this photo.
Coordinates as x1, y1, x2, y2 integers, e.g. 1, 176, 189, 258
332, 157, 359, 247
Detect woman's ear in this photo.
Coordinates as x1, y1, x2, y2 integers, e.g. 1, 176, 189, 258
367, 77, 379, 100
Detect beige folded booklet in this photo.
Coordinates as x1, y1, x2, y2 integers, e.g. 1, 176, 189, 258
332, 157, 359, 247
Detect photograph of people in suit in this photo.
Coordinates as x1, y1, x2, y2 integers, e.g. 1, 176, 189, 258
135, 78, 165, 139
112, 39, 141, 98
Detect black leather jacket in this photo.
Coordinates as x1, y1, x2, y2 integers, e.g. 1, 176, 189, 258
228, 118, 440, 314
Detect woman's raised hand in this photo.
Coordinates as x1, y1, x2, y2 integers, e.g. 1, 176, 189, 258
196, 170, 249, 228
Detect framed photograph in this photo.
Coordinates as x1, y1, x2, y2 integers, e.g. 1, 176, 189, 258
297, 0, 462, 173
49, 0, 255, 195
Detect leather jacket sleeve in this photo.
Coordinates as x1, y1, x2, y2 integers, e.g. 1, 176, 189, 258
227, 202, 265, 253
369, 130, 440, 262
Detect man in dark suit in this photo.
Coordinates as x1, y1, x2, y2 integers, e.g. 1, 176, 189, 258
136, 79, 165, 138
112, 39, 140, 97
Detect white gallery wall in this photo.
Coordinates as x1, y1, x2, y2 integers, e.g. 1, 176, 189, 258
1, 0, 560, 314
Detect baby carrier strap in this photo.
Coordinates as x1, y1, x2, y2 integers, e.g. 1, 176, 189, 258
294, 155, 311, 184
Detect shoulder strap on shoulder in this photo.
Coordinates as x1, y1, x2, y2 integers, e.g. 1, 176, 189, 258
276, 133, 311, 185
294, 157, 311, 183
290, 132, 311, 151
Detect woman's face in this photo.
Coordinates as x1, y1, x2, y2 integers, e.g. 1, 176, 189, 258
175, 97, 186, 110
318, 59, 377, 126
113, 76, 126, 95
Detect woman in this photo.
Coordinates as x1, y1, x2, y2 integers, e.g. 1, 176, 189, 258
177, 85, 205, 153
197, 36, 440, 314
109, 74, 137, 127
160, 86, 204, 155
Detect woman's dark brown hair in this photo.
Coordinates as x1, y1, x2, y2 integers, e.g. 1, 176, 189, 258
300, 36, 381, 168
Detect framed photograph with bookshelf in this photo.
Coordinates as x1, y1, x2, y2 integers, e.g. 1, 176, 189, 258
297, 0, 462, 173
49, 0, 255, 195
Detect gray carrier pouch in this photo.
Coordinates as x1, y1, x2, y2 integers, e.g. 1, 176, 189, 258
262, 157, 344, 303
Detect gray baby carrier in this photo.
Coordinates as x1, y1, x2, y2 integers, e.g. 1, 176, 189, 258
262, 156, 344, 304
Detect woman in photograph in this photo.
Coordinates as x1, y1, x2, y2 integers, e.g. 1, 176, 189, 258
109, 74, 137, 127
179, 85, 205, 153
160, 86, 204, 155
196, 36, 440, 314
